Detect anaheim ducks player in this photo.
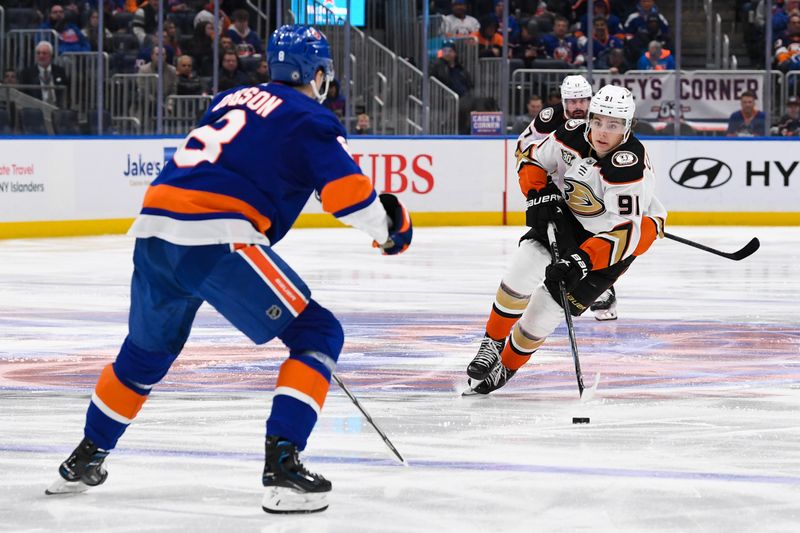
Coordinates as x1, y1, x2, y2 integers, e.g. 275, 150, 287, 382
520, 74, 617, 320
466, 85, 666, 394
522, 74, 592, 143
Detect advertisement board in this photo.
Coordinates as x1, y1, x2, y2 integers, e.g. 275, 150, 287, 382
591, 71, 765, 122
1, 136, 797, 238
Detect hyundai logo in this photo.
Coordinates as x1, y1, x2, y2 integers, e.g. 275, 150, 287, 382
669, 158, 732, 189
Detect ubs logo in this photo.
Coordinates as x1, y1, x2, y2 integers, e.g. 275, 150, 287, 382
669, 158, 732, 189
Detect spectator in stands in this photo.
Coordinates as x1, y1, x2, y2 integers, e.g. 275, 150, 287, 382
599, 46, 631, 73
490, 1, 521, 43
217, 50, 251, 91
175, 55, 204, 95
227, 9, 263, 57
132, 0, 158, 45
513, 18, 547, 68
355, 113, 373, 135
477, 16, 503, 57
18, 41, 69, 108
188, 20, 216, 76
574, 0, 622, 37
624, 0, 669, 36
194, 3, 231, 32
774, 14, 800, 66
163, 20, 184, 58
429, 40, 473, 97
220, 35, 237, 54
580, 16, 624, 64
251, 59, 269, 85
625, 12, 672, 63
137, 35, 177, 70
2, 69, 19, 86
772, 0, 800, 35
510, 94, 543, 134
636, 40, 675, 70
772, 95, 800, 135
323, 79, 346, 120
441, 0, 480, 39
40, 3, 91, 54
82, 9, 113, 52
775, 43, 800, 72
547, 88, 561, 106
542, 15, 580, 65
727, 90, 766, 136
138, 46, 178, 105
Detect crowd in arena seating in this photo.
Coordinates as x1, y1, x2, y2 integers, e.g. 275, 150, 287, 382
436, 0, 674, 75
0, 0, 271, 134
0, 0, 798, 136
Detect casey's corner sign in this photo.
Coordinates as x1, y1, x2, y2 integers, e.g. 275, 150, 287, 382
591, 71, 765, 121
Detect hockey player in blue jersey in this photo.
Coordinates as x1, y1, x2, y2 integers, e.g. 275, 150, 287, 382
45, 25, 413, 514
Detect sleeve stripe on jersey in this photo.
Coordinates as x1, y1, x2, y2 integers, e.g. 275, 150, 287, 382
580, 222, 633, 269
142, 184, 272, 234
633, 216, 663, 256
320, 173, 376, 217
518, 162, 548, 195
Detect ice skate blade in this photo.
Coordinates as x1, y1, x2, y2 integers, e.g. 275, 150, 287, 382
45, 477, 91, 495
593, 309, 617, 321
262, 486, 329, 514
461, 379, 486, 397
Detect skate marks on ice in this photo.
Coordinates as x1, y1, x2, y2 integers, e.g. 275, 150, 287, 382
2, 228, 800, 531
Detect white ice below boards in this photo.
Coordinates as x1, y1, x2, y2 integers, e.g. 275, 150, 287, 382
1, 226, 798, 532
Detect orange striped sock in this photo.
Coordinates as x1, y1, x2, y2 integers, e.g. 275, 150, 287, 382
485, 305, 520, 341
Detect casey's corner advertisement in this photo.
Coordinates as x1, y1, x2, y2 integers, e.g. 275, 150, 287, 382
0, 136, 797, 238
590, 71, 765, 123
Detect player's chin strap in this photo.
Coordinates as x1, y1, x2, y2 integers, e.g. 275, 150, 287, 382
310, 76, 331, 103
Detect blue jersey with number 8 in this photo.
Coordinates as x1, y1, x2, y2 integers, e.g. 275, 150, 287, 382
129, 82, 388, 247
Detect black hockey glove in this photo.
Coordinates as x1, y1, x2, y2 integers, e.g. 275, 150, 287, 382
525, 182, 564, 234
545, 248, 592, 292
373, 193, 413, 255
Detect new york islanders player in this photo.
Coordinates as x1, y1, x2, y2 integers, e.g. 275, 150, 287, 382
466, 85, 666, 394
45, 25, 413, 514
521, 74, 618, 320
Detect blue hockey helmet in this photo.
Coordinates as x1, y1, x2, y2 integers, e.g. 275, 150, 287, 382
268, 25, 334, 86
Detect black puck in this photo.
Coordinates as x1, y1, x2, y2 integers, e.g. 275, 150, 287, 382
572, 417, 590, 424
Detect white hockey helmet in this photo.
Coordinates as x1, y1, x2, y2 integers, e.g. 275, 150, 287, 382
560, 75, 593, 100
585, 84, 636, 145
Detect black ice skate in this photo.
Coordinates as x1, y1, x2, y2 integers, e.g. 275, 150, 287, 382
262, 435, 331, 514
590, 286, 617, 321
464, 361, 517, 396
467, 335, 506, 380
45, 437, 109, 495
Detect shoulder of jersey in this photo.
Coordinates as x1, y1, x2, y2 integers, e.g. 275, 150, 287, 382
597, 136, 647, 184
552, 119, 590, 155
267, 83, 344, 132
533, 104, 565, 134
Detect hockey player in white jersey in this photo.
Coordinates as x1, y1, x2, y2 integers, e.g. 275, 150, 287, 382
466, 85, 667, 394
521, 74, 592, 144
519, 74, 618, 320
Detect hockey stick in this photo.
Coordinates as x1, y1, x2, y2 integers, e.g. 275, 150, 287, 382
546, 223, 599, 400
664, 232, 760, 261
331, 373, 407, 466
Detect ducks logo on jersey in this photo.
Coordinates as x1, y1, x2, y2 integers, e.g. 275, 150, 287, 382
564, 178, 605, 217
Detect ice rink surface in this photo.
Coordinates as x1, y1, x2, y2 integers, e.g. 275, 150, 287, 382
1, 226, 798, 532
